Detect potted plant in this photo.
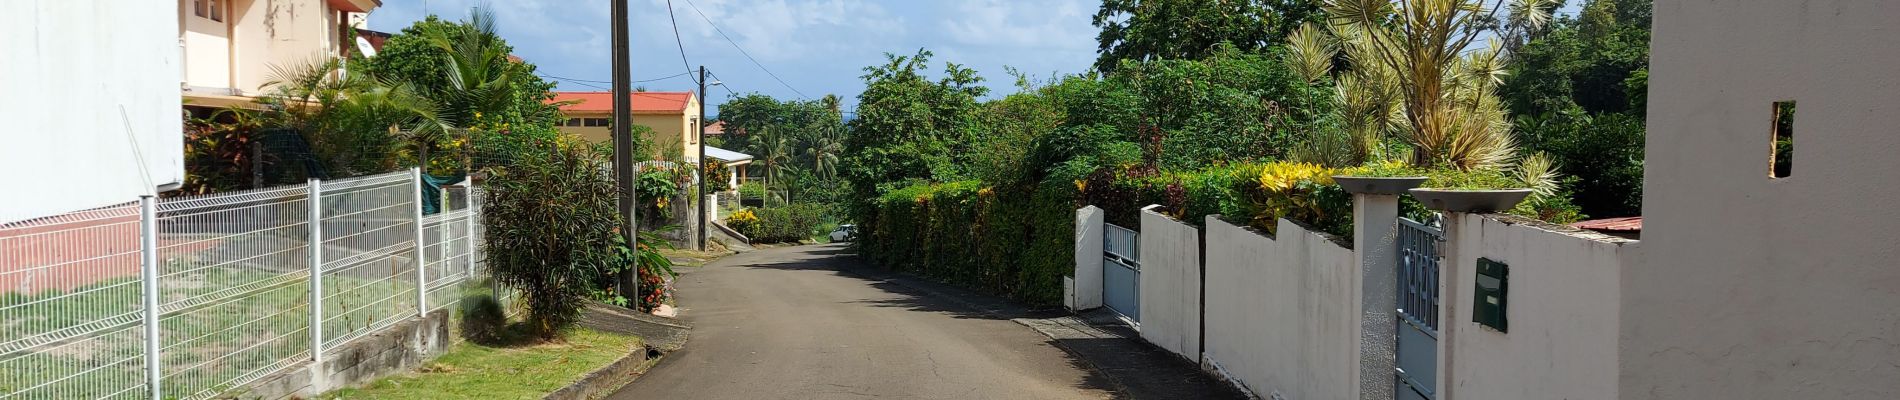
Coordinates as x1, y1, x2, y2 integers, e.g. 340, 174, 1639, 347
1332, 161, 1428, 195
1409, 169, 1534, 213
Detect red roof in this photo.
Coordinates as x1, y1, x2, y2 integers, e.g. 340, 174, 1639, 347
1571, 217, 1642, 232
705, 121, 726, 135
548, 91, 696, 114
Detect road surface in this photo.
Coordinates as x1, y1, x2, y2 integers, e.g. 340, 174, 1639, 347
607, 244, 1117, 399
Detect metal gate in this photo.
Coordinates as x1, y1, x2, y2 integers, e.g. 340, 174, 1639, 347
1395, 216, 1442, 400
1102, 222, 1140, 323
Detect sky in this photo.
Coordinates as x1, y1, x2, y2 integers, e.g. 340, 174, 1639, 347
368, 0, 1103, 117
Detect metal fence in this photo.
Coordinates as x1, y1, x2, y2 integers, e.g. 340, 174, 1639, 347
1102, 223, 1141, 323
0, 168, 488, 400
1396, 216, 1443, 400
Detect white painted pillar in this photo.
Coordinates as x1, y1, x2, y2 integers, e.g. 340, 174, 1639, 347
1353, 193, 1401, 400
1071, 206, 1105, 311
411, 168, 428, 317
139, 196, 161, 400
308, 179, 325, 360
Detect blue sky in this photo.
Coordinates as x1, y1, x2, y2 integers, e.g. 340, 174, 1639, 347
368, 0, 1102, 117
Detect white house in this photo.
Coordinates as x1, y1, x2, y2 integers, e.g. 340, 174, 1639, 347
0, 1, 185, 224
1625, 1, 1900, 397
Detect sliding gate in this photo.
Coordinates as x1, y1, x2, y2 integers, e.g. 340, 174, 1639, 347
1102, 223, 1139, 323
1396, 217, 1442, 400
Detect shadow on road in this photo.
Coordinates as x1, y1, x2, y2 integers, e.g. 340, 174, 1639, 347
731, 244, 1246, 399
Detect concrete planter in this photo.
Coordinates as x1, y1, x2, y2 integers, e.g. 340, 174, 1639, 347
1332, 176, 1428, 195
1408, 188, 1533, 213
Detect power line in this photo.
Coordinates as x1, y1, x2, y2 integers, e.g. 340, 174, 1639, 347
552, 78, 610, 91
664, 0, 697, 82
678, 0, 811, 100
540, 72, 689, 85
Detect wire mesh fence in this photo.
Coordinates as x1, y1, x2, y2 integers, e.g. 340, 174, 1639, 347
0, 169, 488, 400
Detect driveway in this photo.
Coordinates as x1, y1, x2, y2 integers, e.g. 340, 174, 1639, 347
607, 244, 1117, 399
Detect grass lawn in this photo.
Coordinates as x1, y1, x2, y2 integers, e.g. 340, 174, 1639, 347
319, 327, 643, 400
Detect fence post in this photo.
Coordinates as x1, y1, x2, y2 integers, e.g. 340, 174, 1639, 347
308, 179, 325, 360
412, 167, 428, 317
464, 187, 477, 279
139, 195, 162, 400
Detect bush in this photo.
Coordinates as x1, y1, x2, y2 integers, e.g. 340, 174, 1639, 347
732, 204, 824, 243
1078, 161, 1350, 237
458, 293, 506, 344
858, 161, 1358, 306
481, 139, 625, 338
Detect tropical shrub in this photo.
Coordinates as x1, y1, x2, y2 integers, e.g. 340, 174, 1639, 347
480, 138, 624, 338
703, 159, 732, 192
732, 204, 825, 243
1240, 162, 1351, 235
629, 229, 678, 311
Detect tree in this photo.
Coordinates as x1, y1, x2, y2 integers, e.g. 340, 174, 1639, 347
1319, 0, 1557, 170
842, 49, 988, 223
1500, 0, 1652, 217
355, 9, 562, 173
1091, 0, 1325, 72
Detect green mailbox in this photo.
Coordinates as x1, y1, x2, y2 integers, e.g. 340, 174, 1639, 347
1473, 258, 1508, 332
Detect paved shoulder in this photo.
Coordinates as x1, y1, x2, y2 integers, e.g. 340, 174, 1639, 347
608, 244, 1117, 400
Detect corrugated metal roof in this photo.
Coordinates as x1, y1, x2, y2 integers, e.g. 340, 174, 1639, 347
705, 146, 753, 163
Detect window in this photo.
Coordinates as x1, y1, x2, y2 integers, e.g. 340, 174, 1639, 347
193, 0, 222, 21
690, 118, 700, 144
1771, 101, 1796, 178
583, 118, 611, 127
565, 118, 582, 127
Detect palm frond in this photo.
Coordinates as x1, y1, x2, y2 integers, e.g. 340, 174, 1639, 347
1286, 22, 1338, 83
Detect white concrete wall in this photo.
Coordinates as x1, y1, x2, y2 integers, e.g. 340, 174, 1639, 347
1072, 206, 1105, 311
1203, 217, 1360, 400
1439, 213, 1629, 400
1137, 206, 1200, 360
0, 1, 184, 223
1633, 1, 1900, 398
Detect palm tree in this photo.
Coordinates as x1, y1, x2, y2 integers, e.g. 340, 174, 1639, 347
804, 122, 844, 180
1321, 0, 1556, 170
412, 7, 526, 172
258, 57, 448, 177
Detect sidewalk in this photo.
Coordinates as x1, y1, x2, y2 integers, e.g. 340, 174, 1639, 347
832, 258, 1247, 400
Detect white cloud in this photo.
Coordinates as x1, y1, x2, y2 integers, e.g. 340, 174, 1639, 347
645, 0, 906, 61
939, 0, 1095, 50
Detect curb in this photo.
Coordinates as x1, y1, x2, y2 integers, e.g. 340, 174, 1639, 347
543, 344, 660, 400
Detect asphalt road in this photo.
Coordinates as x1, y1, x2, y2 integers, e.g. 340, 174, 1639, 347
606, 244, 1117, 400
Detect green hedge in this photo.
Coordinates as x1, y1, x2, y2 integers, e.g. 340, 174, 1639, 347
731, 204, 824, 243
858, 161, 1357, 307
860, 180, 1075, 307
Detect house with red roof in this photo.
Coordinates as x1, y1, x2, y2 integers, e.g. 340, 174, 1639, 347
548, 91, 703, 162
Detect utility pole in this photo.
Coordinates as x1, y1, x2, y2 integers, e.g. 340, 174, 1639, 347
696, 66, 708, 251
611, 0, 640, 305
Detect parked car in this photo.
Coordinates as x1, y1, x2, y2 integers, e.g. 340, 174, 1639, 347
829, 224, 857, 242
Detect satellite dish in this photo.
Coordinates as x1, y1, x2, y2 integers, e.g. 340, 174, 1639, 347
356, 36, 378, 58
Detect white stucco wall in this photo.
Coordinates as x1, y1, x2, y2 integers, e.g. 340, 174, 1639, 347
1203, 217, 1360, 400
0, 1, 183, 223
1137, 206, 1200, 360
1631, 1, 1900, 398
1072, 206, 1105, 311
1439, 213, 1628, 400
